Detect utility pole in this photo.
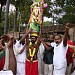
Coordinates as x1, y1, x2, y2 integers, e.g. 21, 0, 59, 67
14, 0, 18, 38
14, 0, 18, 32
4, 0, 10, 34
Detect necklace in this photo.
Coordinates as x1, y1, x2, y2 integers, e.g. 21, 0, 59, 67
29, 41, 37, 61
29, 48, 36, 61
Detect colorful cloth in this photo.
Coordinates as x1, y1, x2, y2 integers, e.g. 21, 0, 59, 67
35, 0, 42, 2
0, 55, 5, 71
0, 46, 5, 71
30, 22, 40, 32
66, 40, 74, 63
26, 59, 38, 75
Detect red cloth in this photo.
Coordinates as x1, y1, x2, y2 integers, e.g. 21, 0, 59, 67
66, 40, 74, 63
0, 56, 5, 71
26, 59, 38, 75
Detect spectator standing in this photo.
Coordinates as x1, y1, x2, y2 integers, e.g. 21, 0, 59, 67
40, 26, 69, 75
43, 34, 54, 75
66, 34, 74, 75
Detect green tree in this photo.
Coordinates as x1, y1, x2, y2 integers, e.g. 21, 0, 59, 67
0, 10, 5, 36
8, 12, 15, 31
11, 0, 33, 24
43, 0, 52, 18
43, 21, 52, 26
0, 0, 6, 23
53, 0, 75, 24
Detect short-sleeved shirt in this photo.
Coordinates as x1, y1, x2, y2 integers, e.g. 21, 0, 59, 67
51, 41, 68, 69
14, 41, 26, 63
66, 40, 74, 63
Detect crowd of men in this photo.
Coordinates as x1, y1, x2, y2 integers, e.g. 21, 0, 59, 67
0, 25, 75, 75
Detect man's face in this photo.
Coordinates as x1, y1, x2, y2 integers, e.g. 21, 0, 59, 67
31, 36, 37, 43
49, 35, 54, 41
10, 37, 14, 43
54, 35, 62, 44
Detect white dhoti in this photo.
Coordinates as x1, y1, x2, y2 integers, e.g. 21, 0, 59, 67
53, 66, 66, 75
16, 61, 25, 75
0, 70, 13, 75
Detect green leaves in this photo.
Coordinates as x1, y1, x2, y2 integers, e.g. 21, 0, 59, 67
53, 0, 75, 24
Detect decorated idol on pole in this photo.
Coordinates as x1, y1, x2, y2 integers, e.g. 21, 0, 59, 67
25, 0, 47, 75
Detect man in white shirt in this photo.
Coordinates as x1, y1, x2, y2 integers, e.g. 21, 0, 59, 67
40, 26, 69, 75
13, 34, 29, 75
14, 29, 32, 75
15, 40, 26, 75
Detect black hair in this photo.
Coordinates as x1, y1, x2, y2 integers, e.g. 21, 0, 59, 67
14, 39, 16, 43
55, 34, 62, 39
50, 34, 55, 38
18, 36, 22, 40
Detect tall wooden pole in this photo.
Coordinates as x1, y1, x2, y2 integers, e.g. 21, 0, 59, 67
14, 6, 18, 32
4, 0, 10, 34
14, 0, 18, 38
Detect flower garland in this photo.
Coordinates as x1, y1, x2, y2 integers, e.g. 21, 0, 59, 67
29, 41, 37, 61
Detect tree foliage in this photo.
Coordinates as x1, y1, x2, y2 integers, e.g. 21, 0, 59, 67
53, 0, 75, 24
43, 21, 52, 26
8, 12, 15, 31
43, 0, 52, 18
0, 0, 6, 23
0, 0, 75, 35
10, 0, 33, 24
0, 0, 6, 6
0, 11, 5, 36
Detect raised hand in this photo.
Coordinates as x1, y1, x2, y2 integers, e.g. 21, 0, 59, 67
1, 34, 10, 43
7, 36, 14, 48
65, 26, 69, 32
